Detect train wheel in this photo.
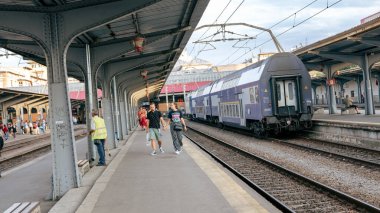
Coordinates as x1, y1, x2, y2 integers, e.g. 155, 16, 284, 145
253, 122, 267, 138
217, 122, 224, 129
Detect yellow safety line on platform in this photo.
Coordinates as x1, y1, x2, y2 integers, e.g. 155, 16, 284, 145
184, 139, 269, 213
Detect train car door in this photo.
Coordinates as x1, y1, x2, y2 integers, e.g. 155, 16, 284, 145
276, 80, 297, 110
276, 81, 285, 107
284, 80, 297, 110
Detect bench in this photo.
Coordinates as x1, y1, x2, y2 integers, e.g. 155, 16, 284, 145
4, 202, 40, 213
77, 159, 90, 177
341, 107, 357, 114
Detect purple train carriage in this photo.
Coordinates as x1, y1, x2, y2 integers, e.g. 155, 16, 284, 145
189, 52, 313, 137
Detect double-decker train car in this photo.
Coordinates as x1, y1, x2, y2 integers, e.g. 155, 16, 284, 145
189, 52, 313, 137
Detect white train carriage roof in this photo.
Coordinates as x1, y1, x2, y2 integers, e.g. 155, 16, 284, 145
238, 60, 267, 86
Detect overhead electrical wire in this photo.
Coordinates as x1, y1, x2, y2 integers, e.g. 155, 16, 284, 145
188, 0, 232, 57
190, 0, 245, 64
217, 0, 343, 65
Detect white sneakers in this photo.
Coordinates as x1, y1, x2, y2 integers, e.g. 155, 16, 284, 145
159, 147, 165, 153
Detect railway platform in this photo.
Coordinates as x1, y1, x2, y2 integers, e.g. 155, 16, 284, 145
50, 129, 280, 213
309, 114, 380, 150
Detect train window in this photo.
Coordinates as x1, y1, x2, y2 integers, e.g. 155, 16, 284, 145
288, 83, 294, 100
249, 87, 255, 103
254, 86, 259, 103
277, 84, 282, 101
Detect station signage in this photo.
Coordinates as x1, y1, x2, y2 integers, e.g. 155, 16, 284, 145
327, 78, 336, 86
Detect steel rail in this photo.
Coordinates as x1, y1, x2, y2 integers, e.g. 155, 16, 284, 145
185, 126, 380, 213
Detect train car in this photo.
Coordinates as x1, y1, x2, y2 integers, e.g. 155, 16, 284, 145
189, 84, 213, 120
189, 52, 313, 137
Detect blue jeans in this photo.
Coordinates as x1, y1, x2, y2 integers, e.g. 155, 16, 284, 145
94, 139, 106, 165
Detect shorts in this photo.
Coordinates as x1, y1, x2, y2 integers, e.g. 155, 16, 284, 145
149, 128, 161, 141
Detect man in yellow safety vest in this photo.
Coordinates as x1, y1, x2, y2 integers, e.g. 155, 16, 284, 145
89, 109, 108, 166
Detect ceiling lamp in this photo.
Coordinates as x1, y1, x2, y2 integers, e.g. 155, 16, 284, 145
133, 35, 145, 53
140, 70, 148, 79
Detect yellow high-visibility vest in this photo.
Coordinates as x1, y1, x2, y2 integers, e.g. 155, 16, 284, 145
92, 116, 107, 139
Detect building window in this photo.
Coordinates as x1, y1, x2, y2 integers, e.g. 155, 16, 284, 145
19, 81, 23, 86
351, 91, 355, 97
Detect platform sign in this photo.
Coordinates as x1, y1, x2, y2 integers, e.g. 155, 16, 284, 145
327, 78, 336, 86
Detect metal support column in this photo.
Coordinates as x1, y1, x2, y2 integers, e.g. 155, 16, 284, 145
85, 44, 96, 163
327, 66, 338, 114
20, 106, 24, 133
112, 77, 121, 141
119, 92, 127, 138
362, 54, 375, 114
356, 77, 362, 103
103, 97, 117, 148
46, 14, 81, 200
124, 91, 130, 134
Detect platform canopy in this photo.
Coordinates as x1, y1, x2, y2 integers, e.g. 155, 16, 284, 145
0, 0, 209, 101
294, 17, 380, 115
294, 16, 380, 72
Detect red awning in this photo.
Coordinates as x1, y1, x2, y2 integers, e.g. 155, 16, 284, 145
69, 89, 103, 100
160, 81, 211, 94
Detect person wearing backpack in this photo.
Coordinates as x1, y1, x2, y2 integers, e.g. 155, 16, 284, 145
167, 102, 187, 155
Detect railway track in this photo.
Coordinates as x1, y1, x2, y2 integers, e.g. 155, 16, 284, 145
192, 120, 380, 168
271, 135, 380, 168
0, 127, 87, 172
184, 126, 380, 212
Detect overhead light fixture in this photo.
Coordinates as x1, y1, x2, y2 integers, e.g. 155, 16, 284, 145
133, 35, 145, 53
140, 70, 148, 79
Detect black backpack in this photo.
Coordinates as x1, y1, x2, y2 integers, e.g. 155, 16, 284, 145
0, 136, 3, 151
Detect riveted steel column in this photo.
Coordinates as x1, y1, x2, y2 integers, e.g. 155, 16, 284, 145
119, 90, 127, 138
356, 77, 362, 103
327, 66, 338, 114
102, 80, 117, 148
20, 106, 24, 133
85, 44, 96, 163
112, 77, 121, 141
45, 14, 80, 200
362, 54, 375, 114
123, 90, 130, 134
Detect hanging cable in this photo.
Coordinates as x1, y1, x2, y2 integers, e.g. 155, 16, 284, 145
219, 0, 343, 65
190, 0, 245, 64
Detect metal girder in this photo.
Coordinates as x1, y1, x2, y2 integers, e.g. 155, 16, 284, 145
92, 26, 190, 75
348, 36, 380, 47
27, 98, 49, 108
308, 50, 363, 66
104, 48, 179, 80
25, 97, 48, 106
3, 96, 31, 108
0, 94, 21, 103
28, 100, 49, 107
0, 0, 163, 55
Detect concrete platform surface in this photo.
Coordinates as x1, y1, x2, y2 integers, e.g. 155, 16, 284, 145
313, 113, 380, 126
75, 130, 279, 213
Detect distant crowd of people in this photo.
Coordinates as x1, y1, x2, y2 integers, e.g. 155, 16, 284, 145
20, 120, 47, 135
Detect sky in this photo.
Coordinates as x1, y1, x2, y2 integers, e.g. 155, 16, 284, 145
183, 0, 380, 65
1, 1, 380, 67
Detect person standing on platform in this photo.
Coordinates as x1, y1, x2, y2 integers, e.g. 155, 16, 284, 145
140, 107, 147, 130
89, 109, 108, 166
146, 102, 167, 155
344, 95, 360, 114
167, 102, 187, 154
